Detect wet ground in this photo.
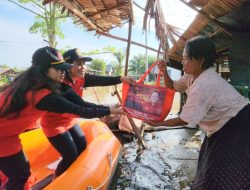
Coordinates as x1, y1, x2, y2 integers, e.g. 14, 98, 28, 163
114, 127, 205, 190
83, 87, 204, 190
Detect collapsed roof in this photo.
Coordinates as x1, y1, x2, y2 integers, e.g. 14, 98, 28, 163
45, 0, 134, 32
46, 0, 249, 71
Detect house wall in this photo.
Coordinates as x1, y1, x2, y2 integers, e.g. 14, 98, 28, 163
229, 32, 250, 86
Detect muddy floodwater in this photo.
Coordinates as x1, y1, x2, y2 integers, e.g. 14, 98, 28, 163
115, 127, 204, 190
84, 86, 204, 190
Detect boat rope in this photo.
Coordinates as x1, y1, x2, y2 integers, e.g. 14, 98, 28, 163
87, 153, 113, 190
31, 173, 54, 190
92, 87, 100, 103
136, 163, 172, 183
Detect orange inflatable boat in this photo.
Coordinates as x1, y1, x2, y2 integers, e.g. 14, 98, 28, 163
20, 120, 122, 190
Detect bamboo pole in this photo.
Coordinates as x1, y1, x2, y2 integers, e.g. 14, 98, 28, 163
124, 19, 133, 76
96, 31, 162, 54
145, 29, 148, 82
95, 30, 189, 61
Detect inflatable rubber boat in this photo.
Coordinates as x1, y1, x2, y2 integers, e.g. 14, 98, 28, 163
20, 120, 122, 190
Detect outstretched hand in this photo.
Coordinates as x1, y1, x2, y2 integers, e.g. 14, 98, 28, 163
109, 104, 126, 115
158, 60, 168, 72
120, 76, 136, 84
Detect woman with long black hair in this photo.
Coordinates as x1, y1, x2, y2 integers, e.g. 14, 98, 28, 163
0, 46, 123, 190
40, 48, 135, 177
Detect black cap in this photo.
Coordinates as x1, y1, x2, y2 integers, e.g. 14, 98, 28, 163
32, 47, 73, 71
63, 48, 92, 64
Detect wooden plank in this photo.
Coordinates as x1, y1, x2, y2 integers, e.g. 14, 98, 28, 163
96, 31, 183, 62
124, 19, 132, 76
59, 0, 101, 31
90, 1, 127, 17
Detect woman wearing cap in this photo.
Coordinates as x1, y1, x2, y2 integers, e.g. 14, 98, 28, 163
40, 48, 135, 177
0, 47, 124, 190
147, 36, 250, 189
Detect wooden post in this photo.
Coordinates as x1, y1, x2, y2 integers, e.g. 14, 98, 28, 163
124, 19, 133, 76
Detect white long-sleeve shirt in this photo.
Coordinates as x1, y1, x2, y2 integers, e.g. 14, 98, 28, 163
174, 68, 248, 136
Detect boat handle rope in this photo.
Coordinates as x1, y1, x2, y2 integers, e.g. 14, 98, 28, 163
87, 153, 113, 190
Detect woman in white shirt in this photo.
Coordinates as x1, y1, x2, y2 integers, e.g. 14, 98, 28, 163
148, 36, 250, 190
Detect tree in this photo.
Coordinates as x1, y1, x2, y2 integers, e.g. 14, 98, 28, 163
128, 54, 156, 81
0, 64, 9, 68
59, 45, 73, 54
89, 59, 106, 75
82, 46, 125, 76
103, 46, 125, 76
17, 0, 69, 47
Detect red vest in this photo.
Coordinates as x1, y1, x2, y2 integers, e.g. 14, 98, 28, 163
40, 78, 85, 137
0, 89, 50, 157
64, 78, 85, 97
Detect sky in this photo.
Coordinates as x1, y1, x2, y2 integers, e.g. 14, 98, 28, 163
0, 0, 196, 79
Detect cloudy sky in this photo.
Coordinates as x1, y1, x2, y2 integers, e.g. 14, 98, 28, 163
0, 0, 196, 78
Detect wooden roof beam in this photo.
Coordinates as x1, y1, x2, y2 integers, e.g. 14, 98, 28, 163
90, 1, 128, 17
209, 28, 223, 37
96, 30, 161, 53
178, 0, 231, 36
124, 19, 132, 76
128, 0, 134, 24
96, 31, 183, 62
58, 0, 101, 31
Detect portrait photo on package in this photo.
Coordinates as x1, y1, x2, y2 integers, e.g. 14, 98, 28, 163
123, 83, 168, 121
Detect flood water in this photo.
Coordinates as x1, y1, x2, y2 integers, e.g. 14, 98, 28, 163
83, 85, 204, 190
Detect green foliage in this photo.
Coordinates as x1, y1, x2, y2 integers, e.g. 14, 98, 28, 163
89, 59, 106, 75
103, 46, 116, 53
112, 50, 125, 76
128, 54, 157, 81
17, 0, 69, 47
108, 47, 125, 76
0, 64, 9, 68
81, 46, 125, 76
82, 46, 115, 56
59, 45, 73, 54
0, 76, 10, 86
29, 19, 47, 38
82, 49, 102, 56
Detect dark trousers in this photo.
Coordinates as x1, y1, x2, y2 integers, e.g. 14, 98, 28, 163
192, 104, 250, 190
48, 124, 87, 176
0, 151, 31, 190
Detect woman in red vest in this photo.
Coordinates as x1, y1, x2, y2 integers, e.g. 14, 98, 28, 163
40, 48, 135, 177
0, 47, 123, 190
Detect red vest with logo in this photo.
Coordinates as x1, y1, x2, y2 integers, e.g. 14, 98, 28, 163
0, 89, 51, 157
40, 78, 85, 137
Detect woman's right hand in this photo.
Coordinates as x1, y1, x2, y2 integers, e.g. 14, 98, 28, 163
109, 104, 126, 115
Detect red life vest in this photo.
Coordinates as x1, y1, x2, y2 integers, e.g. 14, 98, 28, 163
0, 89, 51, 157
40, 78, 85, 137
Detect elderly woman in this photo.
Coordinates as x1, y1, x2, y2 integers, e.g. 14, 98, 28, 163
148, 36, 250, 189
